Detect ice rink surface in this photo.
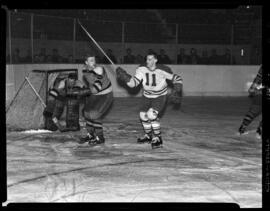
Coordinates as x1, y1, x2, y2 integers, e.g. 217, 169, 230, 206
5, 97, 262, 207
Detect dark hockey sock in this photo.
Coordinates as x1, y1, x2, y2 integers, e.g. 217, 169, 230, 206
141, 120, 152, 136
151, 119, 161, 137
92, 120, 103, 137
85, 119, 95, 137
241, 105, 261, 129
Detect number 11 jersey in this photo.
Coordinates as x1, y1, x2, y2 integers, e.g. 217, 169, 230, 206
133, 64, 182, 98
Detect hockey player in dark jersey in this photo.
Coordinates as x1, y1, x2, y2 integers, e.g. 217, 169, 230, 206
116, 52, 183, 149
43, 72, 84, 132
238, 65, 262, 139
75, 54, 113, 145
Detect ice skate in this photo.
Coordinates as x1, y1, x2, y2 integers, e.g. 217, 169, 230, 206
256, 127, 262, 140
236, 125, 249, 136
78, 133, 94, 144
88, 135, 105, 146
151, 136, 163, 149
137, 134, 152, 144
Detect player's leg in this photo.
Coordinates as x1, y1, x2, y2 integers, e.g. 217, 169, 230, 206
148, 95, 167, 149
51, 98, 66, 131
80, 95, 96, 143
256, 120, 262, 139
137, 96, 152, 143
65, 97, 80, 131
43, 96, 58, 131
86, 93, 113, 145
238, 95, 262, 135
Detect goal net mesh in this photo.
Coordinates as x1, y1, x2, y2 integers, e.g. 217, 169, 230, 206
6, 69, 77, 131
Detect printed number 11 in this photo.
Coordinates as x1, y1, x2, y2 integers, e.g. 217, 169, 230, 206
146, 73, 156, 86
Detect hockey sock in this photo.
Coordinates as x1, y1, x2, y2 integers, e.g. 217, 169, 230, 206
241, 105, 261, 130
141, 120, 152, 136
151, 119, 161, 137
85, 118, 95, 136
92, 120, 103, 137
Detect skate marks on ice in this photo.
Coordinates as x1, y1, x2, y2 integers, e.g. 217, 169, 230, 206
6, 104, 261, 206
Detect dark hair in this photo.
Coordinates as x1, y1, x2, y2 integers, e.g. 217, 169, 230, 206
84, 54, 95, 61
147, 51, 158, 59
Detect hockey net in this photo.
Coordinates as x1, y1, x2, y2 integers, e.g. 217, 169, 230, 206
6, 69, 78, 131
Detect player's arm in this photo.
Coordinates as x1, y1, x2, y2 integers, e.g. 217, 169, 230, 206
163, 67, 183, 108
116, 66, 142, 88
248, 66, 262, 97
163, 66, 183, 92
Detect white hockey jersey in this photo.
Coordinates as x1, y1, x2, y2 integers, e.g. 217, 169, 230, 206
132, 64, 182, 98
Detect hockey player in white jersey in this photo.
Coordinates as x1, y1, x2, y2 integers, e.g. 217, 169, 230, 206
116, 52, 183, 149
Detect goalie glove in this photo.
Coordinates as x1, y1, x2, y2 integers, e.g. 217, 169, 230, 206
169, 83, 183, 109
116, 67, 132, 83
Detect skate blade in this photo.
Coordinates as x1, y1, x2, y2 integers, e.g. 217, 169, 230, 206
151, 145, 163, 149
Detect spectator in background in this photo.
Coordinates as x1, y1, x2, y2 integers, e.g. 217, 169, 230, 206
12, 48, 22, 63
177, 48, 189, 64
39, 48, 47, 63
123, 48, 135, 64
34, 54, 40, 63
147, 48, 154, 54
67, 55, 74, 63
46, 55, 52, 63
250, 46, 261, 65
158, 49, 171, 64
144, 49, 155, 61
199, 49, 209, 64
51, 48, 62, 63
102, 49, 117, 64
220, 48, 235, 64
188, 48, 200, 64
23, 49, 32, 63
135, 54, 144, 64
95, 55, 102, 63
208, 49, 220, 64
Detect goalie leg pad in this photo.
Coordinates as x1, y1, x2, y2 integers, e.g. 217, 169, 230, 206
43, 99, 56, 117
66, 98, 80, 129
52, 99, 65, 120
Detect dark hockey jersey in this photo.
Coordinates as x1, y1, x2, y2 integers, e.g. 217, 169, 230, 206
82, 66, 112, 95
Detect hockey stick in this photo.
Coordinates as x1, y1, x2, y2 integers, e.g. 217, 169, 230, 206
77, 19, 117, 76
25, 76, 46, 108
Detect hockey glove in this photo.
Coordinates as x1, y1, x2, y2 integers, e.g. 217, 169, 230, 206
116, 67, 132, 83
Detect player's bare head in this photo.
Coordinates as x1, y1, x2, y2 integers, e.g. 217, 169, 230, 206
146, 52, 158, 69
85, 54, 96, 68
